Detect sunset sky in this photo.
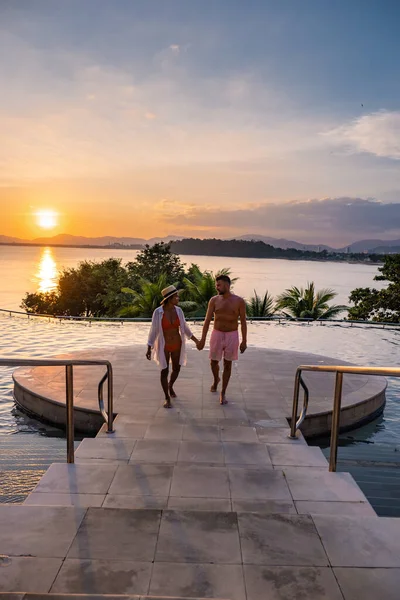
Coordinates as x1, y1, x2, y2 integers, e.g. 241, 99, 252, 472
1, 0, 400, 245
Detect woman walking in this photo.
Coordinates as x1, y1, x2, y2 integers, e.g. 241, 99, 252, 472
146, 285, 199, 408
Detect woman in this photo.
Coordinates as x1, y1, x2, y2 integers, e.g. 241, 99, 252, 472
146, 285, 199, 408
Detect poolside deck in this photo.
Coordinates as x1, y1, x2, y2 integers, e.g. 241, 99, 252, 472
12, 346, 386, 437
1, 347, 399, 598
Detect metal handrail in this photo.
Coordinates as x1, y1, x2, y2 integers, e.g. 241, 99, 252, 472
289, 364, 399, 472
0, 358, 114, 463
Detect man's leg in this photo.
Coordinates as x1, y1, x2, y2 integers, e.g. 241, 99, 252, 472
220, 359, 232, 404
210, 359, 220, 392
168, 349, 181, 398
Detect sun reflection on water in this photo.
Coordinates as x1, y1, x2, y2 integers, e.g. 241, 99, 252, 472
34, 247, 59, 293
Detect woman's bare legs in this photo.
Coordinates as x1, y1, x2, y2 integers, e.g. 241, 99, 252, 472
161, 350, 171, 407
168, 349, 181, 398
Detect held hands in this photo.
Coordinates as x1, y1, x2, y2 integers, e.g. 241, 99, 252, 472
190, 336, 204, 351
196, 339, 206, 351
240, 341, 247, 354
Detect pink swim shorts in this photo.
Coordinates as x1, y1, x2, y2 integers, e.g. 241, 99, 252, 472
209, 329, 239, 362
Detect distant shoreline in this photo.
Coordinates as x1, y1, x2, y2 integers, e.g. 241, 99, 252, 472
0, 242, 143, 250
0, 241, 382, 265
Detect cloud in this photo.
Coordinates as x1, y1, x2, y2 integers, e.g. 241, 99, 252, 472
154, 198, 197, 218
325, 110, 400, 160
0, 28, 333, 184
157, 197, 400, 243
1, 13, 400, 209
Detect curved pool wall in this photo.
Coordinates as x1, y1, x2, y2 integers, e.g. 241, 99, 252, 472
12, 346, 387, 438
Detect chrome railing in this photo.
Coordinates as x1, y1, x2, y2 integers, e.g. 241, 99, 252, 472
0, 358, 114, 463
289, 364, 398, 472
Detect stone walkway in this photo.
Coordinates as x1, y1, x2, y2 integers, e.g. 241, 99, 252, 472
13, 346, 386, 437
1, 348, 399, 598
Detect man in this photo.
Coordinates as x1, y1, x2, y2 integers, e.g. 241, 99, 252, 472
197, 274, 247, 404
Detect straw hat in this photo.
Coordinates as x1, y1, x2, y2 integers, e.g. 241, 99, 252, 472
160, 285, 181, 305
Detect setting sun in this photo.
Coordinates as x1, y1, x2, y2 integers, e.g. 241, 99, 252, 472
35, 210, 58, 230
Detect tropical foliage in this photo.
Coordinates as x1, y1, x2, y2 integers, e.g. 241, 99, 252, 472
181, 265, 235, 316
348, 255, 400, 322
21, 258, 132, 317
21, 245, 232, 318
126, 242, 185, 285
246, 291, 275, 318
120, 274, 170, 318
275, 282, 347, 320
21, 242, 357, 322
120, 275, 198, 318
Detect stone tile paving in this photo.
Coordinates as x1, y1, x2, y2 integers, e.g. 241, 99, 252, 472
13, 346, 386, 433
0, 348, 397, 598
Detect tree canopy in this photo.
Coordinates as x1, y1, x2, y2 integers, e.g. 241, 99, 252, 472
21, 241, 358, 321
126, 242, 185, 284
348, 254, 400, 322
21, 258, 131, 317
21, 244, 231, 318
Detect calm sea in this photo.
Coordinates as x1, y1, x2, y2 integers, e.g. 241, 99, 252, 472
0, 244, 385, 310
0, 245, 399, 513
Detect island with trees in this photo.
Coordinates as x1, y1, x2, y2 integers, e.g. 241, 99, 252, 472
170, 238, 382, 264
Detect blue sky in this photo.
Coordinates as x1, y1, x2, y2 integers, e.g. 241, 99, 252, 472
1, 0, 400, 243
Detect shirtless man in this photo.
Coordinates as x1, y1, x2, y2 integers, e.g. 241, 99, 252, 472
197, 275, 247, 404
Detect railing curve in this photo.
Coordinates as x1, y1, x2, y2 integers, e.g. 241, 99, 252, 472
0, 358, 114, 463
290, 364, 398, 472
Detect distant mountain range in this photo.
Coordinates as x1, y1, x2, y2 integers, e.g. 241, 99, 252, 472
234, 234, 334, 252
0, 233, 183, 247
234, 234, 400, 254
1, 232, 400, 254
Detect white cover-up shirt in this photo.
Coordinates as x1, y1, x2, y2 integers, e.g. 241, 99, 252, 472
147, 305, 194, 370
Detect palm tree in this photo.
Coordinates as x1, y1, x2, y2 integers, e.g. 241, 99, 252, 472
246, 290, 275, 318
120, 274, 197, 318
182, 265, 236, 316
120, 274, 169, 317
275, 282, 347, 320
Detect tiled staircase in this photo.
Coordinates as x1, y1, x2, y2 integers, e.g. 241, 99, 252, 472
3, 411, 399, 599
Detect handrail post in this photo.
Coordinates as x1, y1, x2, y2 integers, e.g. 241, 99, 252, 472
65, 364, 74, 464
106, 363, 114, 433
290, 369, 301, 438
329, 371, 343, 472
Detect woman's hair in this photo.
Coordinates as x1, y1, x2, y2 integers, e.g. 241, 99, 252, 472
164, 293, 177, 306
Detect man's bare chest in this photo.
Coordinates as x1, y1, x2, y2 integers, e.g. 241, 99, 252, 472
214, 298, 239, 317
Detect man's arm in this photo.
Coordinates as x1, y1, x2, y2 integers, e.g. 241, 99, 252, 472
198, 297, 215, 350
239, 298, 247, 353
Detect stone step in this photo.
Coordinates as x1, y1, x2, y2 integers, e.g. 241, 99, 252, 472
97, 416, 303, 445
72, 436, 315, 468
22, 459, 372, 513
1, 506, 400, 598
0, 595, 229, 600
